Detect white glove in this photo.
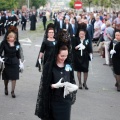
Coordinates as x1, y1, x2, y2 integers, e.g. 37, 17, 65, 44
64, 82, 78, 98
0, 57, 4, 63
19, 60, 24, 70
78, 44, 85, 50
76, 44, 81, 49
51, 78, 64, 88
89, 53, 93, 61
38, 58, 41, 64
13, 21, 16, 25
110, 50, 116, 55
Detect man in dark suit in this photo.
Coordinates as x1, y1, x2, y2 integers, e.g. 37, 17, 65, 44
4, 12, 12, 32
0, 12, 5, 36
84, 19, 94, 52
63, 17, 73, 37
70, 18, 78, 37
55, 14, 64, 34
21, 12, 27, 30
42, 12, 47, 30
11, 13, 18, 27
30, 11, 37, 30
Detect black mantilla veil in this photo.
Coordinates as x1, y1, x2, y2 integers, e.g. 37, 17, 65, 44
3, 25, 19, 41
56, 29, 71, 63
35, 29, 74, 119
43, 23, 55, 41
75, 22, 87, 38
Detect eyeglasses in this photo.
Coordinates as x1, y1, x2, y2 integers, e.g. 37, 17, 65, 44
48, 32, 54, 33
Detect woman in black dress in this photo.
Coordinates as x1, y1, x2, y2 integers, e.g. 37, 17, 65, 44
30, 11, 37, 30
109, 31, 120, 91
0, 32, 24, 98
36, 23, 55, 71
3, 25, 24, 62
36, 27, 57, 69
72, 29, 92, 90
35, 30, 78, 120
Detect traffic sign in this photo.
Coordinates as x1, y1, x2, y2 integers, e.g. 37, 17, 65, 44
74, 1, 82, 9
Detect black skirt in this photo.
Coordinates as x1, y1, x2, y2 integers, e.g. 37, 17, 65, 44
112, 58, 120, 75
73, 51, 90, 72
50, 95, 71, 120
2, 63, 19, 80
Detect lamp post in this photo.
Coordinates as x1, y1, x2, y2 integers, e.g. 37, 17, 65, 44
88, 0, 92, 11
28, 0, 30, 10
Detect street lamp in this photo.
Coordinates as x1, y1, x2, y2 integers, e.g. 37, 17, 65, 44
88, 0, 92, 11
28, 0, 30, 10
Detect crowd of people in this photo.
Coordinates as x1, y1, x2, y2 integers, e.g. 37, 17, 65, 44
35, 10, 120, 120
0, 9, 120, 120
0, 10, 37, 34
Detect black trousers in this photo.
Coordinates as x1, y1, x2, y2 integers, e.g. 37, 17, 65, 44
0, 26, 5, 35
43, 22, 46, 30
22, 23, 26, 30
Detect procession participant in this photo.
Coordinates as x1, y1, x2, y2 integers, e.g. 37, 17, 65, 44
63, 17, 73, 37
36, 23, 55, 72
72, 29, 93, 90
109, 31, 120, 91
4, 11, 12, 32
42, 12, 47, 30
3, 25, 24, 62
21, 12, 27, 31
30, 11, 37, 30
0, 32, 24, 98
37, 27, 57, 67
11, 12, 18, 27
0, 12, 5, 36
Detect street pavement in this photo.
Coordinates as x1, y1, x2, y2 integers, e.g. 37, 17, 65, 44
0, 20, 120, 120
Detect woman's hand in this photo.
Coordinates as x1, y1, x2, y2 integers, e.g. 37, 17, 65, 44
51, 78, 64, 89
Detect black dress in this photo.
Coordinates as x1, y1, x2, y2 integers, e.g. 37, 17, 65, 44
50, 63, 76, 120
71, 37, 92, 72
30, 14, 37, 30
35, 63, 76, 120
0, 40, 21, 80
109, 40, 120, 75
41, 40, 57, 64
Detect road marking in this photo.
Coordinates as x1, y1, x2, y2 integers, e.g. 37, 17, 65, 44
20, 38, 32, 43
22, 43, 31, 46
35, 45, 41, 47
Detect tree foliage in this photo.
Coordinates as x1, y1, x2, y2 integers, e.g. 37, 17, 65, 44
69, 0, 120, 9
29, 0, 47, 9
69, 0, 75, 8
0, 0, 48, 10
0, 0, 18, 10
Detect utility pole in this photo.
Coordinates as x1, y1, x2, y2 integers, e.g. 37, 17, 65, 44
28, 0, 30, 10
88, 0, 92, 11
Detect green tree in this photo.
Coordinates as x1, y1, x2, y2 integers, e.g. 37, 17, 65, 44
0, 0, 18, 10
17, 0, 27, 9
30, 0, 47, 8
69, 0, 75, 8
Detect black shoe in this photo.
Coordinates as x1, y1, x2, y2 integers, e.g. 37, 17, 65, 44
115, 82, 118, 87
117, 83, 120, 92
117, 87, 120, 92
11, 91, 16, 98
5, 88, 8, 95
83, 83, 89, 90
79, 84, 82, 89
